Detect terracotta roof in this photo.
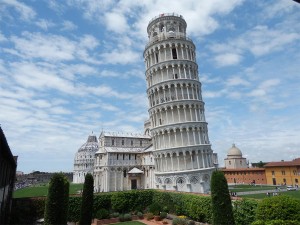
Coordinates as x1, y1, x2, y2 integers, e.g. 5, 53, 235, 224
221, 168, 265, 172
264, 158, 300, 167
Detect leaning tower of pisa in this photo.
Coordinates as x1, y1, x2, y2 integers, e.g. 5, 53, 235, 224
144, 13, 217, 193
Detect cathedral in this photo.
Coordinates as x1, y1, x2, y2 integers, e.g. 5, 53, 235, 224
73, 13, 218, 193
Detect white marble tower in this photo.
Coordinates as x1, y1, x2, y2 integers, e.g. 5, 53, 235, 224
144, 13, 216, 193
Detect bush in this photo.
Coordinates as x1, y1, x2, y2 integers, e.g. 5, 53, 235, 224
160, 211, 167, 219
255, 195, 300, 221
149, 202, 162, 215
145, 212, 154, 220
137, 212, 144, 219
44, 173, 69, 225
211, 170, 235, 225
119, 214, 125, 222
111, 212, 119, 218
233, 199, 258, 225
172, 218, 188, 225
79, 174, 94, 225
252, 220, 300, 225
95, 208, 110, 219
187, 220, 195, 225
163, 206, 170, 213
123, 213, 132, 221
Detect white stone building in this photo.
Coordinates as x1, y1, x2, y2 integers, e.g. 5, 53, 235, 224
73, 13, 218, 193
73, 134, 98, 183
224, 144, 248, 169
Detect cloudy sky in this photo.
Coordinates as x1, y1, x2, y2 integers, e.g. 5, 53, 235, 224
1, 0, 300, 173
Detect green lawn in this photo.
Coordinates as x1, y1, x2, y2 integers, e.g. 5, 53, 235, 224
229, 185, 278, 192
113, 222, 146, 225
242, 190, 300, 200
13, 183, 83, 198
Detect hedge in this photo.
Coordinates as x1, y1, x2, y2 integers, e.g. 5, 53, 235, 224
255, 195, 300, 221
13, 189, 300, 225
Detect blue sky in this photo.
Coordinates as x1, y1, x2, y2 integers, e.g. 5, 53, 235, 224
1, 0, 300, 173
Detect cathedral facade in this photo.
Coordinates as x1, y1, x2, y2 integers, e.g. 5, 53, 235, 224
73, 13, 218, 193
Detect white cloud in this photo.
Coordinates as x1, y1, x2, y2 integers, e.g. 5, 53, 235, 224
101, 49, 140, 64
2, 0, 36, 20
61, 20, 77, 31
226, 76, 250, 87
104, 12, 129, 33
35, 19, 55, 30
11, 32, 76, 61
214, 53, 242, 67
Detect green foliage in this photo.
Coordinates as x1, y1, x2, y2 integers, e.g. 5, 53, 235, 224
172, 218, 188, 225
96, 208, 110, 219
111, 212, 120, 218
137, 212, 143, 219
149, 202, 162, 215
145, 212, 154, 220
252, 220, 300, 225
68, 197, 81, 222
11, 197, 46, 224
255, 195, 300, 221
233, 199, 258, 225
181, 194, 212, 223
93, 192, 112, 215
111, 190, 154, 213
44, 173, 69, 225
79, 174, 94, 225
160, 211, 167, 219
211, 170, 235, 225
123, 213, 132, 221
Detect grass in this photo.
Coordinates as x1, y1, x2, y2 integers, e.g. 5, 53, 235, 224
113, 222, 146, 225
242, 190, 300, 200
229, 184, 278, 192
13, 183, 83, 198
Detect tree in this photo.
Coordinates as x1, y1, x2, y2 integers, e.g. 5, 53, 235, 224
44, 173, 69, 225
79, 173, 94, 225
210, 170, 235, 225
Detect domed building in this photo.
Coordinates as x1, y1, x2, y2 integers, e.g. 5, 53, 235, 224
224, 144, 248, 169
73, 134, 98, 183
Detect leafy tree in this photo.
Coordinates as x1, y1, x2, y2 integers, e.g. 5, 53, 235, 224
210, 170, 235, 225
79, 173, 94, 225
44, 173, 69, 225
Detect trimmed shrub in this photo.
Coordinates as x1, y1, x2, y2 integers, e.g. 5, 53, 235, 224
255, 195, 300, 221
44, 173, 69, 225
172, 217, 188, 225
233, 198, 258, 225
123, 213, 132, 221
211, 170, 235, 225
79, 174, 94, 225
252, 220, 300, 225
149, 202, 162, 215
160, 211, 167, 219
145, 212, 154, 220
95, 208, 110, 219
137, 212, 143, 219
111, 212, 119, 218
68, 197, 81, 222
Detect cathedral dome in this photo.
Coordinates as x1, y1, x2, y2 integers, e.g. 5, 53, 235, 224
73, 134, 98, 183
78, 135, 98, 152
227, 144, 242, 157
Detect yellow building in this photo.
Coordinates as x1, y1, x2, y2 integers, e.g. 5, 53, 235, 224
264, 158, 300, 186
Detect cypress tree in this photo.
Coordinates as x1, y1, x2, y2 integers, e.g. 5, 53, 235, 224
211, 170, 235, 225
79, 173, 94, 225
44, 173, 70, 225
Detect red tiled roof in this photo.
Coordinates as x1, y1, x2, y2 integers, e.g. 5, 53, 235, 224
264, 158, 300, 167
221, 168, 265, 172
